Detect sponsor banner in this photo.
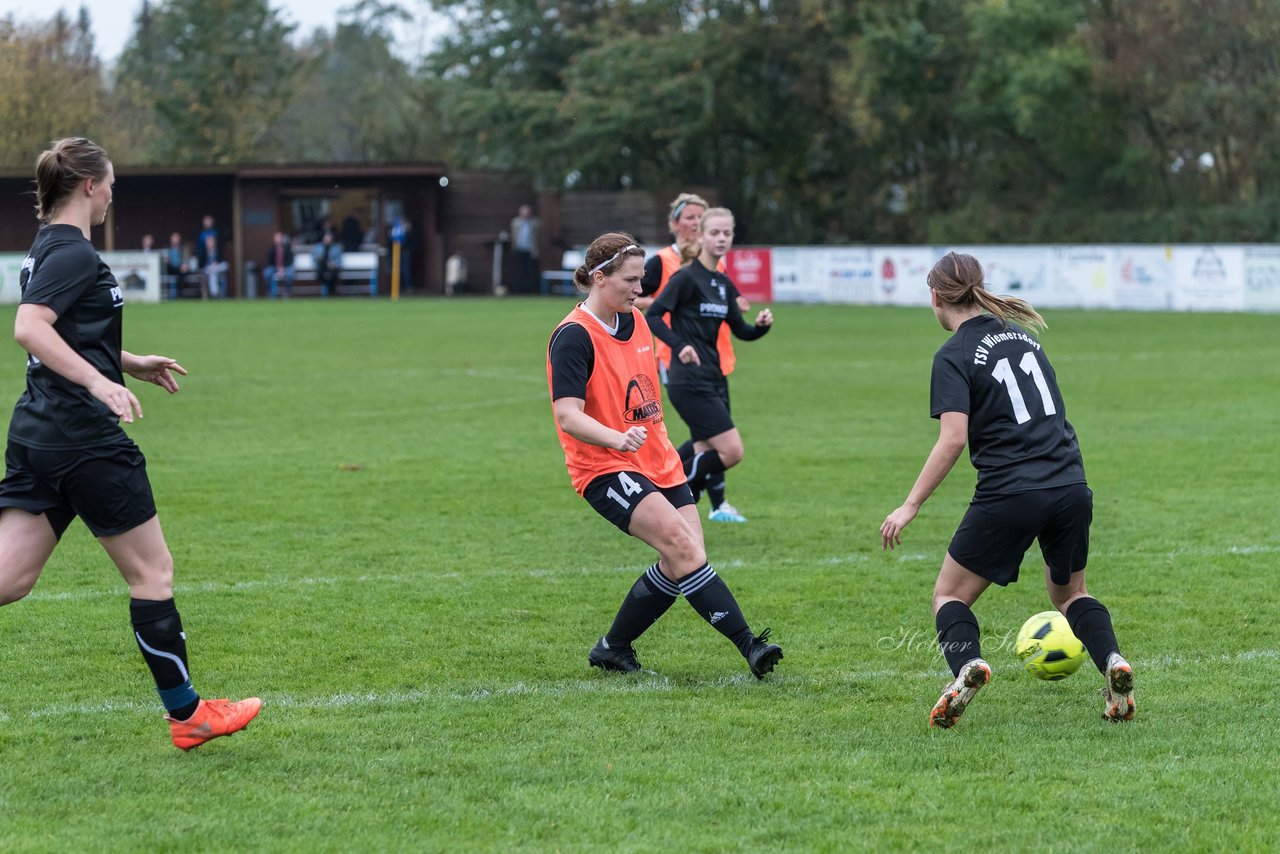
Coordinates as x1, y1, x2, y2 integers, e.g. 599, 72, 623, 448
1051, 245, 1112, 308
103, 251, 163, 304
1172, 245, 1244, 311
1111, 246, 1173, 311
953, 245, 1052, 304
0, 251, 162, 304
771, 247, 829, 303
0, 254, 25, 303
827, 247, 876, 304
723, 248, 772, 302
873, 247, 936, 306
1243, 245, 1280, 312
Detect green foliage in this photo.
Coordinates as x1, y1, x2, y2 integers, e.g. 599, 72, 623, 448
268, 1, 434, 162
0, 12, 103, 165
0, 299, 1277, 849
114, 0, 300, 164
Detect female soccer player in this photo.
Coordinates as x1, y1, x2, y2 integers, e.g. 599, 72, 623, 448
645, 208, 773, 522
636, 193, 749, 523
0, 138, 260, 750
547, 232, 782, 678
880, 251, 1134, 728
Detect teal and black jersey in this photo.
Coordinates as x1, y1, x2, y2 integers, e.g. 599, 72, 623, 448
930, 315, 1085, 495
10, 224, 127, 450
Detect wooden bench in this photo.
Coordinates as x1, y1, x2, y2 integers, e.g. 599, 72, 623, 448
291, 249, 381, 296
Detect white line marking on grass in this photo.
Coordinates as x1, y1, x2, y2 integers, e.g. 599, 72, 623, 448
12, 649, 1278, 721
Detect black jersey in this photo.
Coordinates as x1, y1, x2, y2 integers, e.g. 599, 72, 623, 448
9, 224, 128, 450
548, 309, 637, 400
640, 254, 665, 297
930, 314, 1085, 495
646, 259, 767, 386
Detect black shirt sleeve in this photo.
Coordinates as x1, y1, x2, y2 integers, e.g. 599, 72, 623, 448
929, 345, 971, 419
640, 254, 664, 297
724, 278, 769, 341
646, 270, 690, 349
22, 240, 98, 317
549, 322, 594, 401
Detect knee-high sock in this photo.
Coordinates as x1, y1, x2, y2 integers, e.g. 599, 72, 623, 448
130, 598, 200, 718
683, 450, 726, 496
1066, 597, 1120, 674
676, 440, 696, 464
935, 601, 982, 676
707, 475, 727, 510
604, 564, 680, 647
678, 564, 754, 657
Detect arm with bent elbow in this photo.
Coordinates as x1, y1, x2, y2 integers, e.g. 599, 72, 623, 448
14, 304, 144, 423
553, 396, 647, 452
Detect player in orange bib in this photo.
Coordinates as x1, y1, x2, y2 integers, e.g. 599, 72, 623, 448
547, 232, 782, 679
636, 193, 751, 522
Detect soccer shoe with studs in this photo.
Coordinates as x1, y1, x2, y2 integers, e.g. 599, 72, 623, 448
929, 658, 991, 729
588, 637, 643, 673
746, 628, 783, 679
708, 503, 748, 523
167, 697, 262, 751
1102, 653, 1135, 722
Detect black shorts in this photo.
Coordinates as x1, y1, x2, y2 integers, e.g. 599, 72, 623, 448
667, 380, 734, 442
583, 470, 695, 534
0, 440, 158, 539
947, 483, 1092, 586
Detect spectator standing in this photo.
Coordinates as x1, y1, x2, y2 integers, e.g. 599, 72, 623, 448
388, 216, 417, 295
164, 232, 186, 300
195, 215, 227, 299
264, 232, 296, 299
340, 213, 363, 253
510, 204, 541, 294
313, 230, 343, 297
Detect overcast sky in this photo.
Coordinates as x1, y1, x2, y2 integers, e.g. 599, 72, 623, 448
5, 0, 445, 63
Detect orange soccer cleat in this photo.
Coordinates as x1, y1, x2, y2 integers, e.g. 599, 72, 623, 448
166, 697, 263, 751
929, 658, 991, 729
1102, 653, 1136, 722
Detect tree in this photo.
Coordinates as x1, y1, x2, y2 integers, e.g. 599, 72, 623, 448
115, 0, 299, 164
0, 11, 104, 167
268, 1, 435, 162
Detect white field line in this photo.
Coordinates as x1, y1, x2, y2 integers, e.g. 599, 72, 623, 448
11, 648, 1279, 722
22, 543, 1278, 604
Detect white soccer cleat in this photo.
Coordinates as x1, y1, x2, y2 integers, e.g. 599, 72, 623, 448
929, 658, 991, 729
1102, 652, 1135, 722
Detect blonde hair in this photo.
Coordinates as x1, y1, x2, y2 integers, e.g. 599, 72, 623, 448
700, 207, 734, 230
668, 193, 709, 227
927, 251, 1046, 333
572, 232, 645, 293
34, 138, 111, 223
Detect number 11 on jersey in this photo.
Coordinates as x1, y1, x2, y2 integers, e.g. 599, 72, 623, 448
991, 351, 1057, 424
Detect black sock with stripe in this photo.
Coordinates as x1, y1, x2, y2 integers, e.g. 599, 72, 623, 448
130, 598, 200, 719
676, 440, 696, 463
1066, 597, 1120, 674
604, 564, 679, 647
707, 476, 727, 510
935, 600, 982, 677
683, 451, 726, 496
678, 564, 753, 656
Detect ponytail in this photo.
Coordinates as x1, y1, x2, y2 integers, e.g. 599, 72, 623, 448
928, 251, 1046, 333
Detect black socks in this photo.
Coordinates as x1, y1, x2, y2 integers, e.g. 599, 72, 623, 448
130, 598, 200, 719
1066, 597, 1121, 674
679, 564, 754, 657
604, 564, 679, 647
935, 600, 982, 677
684, 451, 726, 496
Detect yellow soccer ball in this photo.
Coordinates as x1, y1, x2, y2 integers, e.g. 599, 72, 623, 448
1015, 611, 1087, 680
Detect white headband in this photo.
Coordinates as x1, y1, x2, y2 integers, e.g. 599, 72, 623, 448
588, 244, 639, 276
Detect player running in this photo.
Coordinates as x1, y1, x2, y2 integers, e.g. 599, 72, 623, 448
880, 251, 1135, 728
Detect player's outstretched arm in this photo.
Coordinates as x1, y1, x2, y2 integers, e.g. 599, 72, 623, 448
881, 411, 968, 550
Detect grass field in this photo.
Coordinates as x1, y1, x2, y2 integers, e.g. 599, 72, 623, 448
0, 296, 1277, 851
